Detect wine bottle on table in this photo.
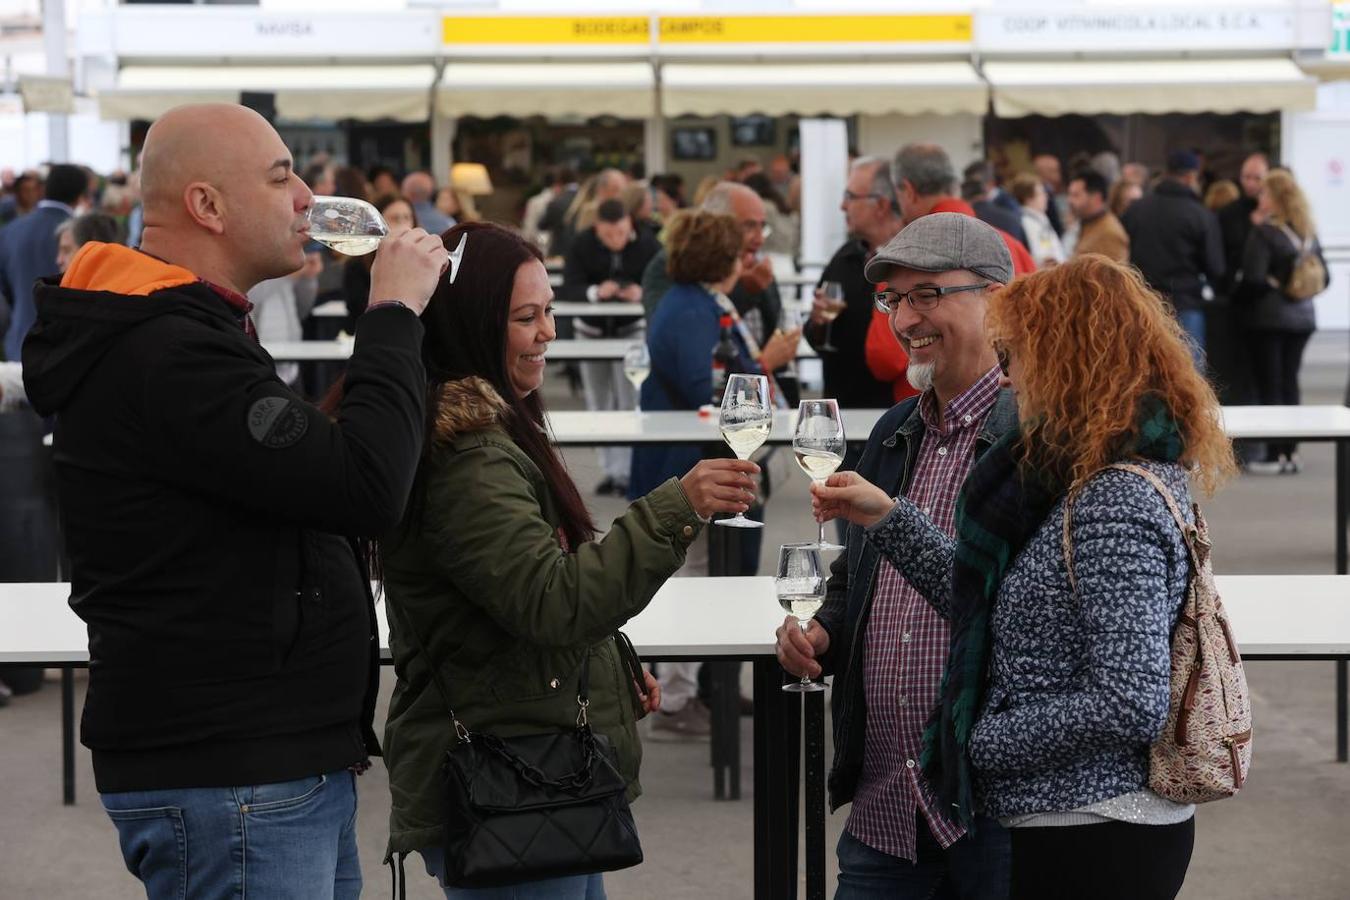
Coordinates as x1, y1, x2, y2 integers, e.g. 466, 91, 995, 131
710, 313, 738, 406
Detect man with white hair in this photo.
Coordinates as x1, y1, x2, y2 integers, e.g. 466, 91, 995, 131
401, 170, 453, 236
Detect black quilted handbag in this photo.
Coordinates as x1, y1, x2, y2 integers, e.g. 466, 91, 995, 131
402, 612, 643, 889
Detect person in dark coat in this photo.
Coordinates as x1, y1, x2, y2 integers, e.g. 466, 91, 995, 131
1122, 150, 1224, 364
0, 163, 86, 361
962, 161, 1029, 250
1235, 169, 1325, 473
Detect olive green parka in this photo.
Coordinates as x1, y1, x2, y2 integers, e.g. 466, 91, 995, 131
380, 376, 704, 857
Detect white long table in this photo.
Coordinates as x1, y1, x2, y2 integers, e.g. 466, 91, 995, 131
4, 575, 1346, 900
265, 336, 819, 362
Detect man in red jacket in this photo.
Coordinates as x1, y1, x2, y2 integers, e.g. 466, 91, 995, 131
892, 143, 1036, 276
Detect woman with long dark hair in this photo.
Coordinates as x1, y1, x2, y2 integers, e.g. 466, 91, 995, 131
379, 222, 760, 898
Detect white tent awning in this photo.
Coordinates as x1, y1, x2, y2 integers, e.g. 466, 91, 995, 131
660, 62, 987, 118
98, 66, 436, 122
438, 63, 654, 118
984, 59, 1316, 118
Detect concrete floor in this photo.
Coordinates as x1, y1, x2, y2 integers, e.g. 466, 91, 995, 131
2, 333, 1348, 899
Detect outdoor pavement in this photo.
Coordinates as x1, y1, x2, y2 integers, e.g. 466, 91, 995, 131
1, 332, 1348, 899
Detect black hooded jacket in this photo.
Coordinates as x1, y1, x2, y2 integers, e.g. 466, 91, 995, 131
22, 242, 425, 793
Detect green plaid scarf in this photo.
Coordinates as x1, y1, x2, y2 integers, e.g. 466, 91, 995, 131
920, 396, 1184, 827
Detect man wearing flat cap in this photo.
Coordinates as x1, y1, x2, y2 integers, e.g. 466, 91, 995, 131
776, 213, 1016, 897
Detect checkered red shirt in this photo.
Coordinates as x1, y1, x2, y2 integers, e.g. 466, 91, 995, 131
846, 367, 1002, 861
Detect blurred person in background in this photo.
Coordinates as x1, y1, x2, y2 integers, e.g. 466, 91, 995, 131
344, 194, 417, 331
437, 186, 477, 224
1204, 180, 1239, 213
961, 161, 1029, 249
742, 172, 799, 260
1122, 162, 1150, 187
807, 155, 908, 414
333, 165, 371, 201
1010, 173, 1066, 268
1031, 153, 1067, 237
1217, 154, 1270, 290
56, 213, 123, 273
691, 175, 721, 208
1123, 150, 1225, 364
734, 157, 763, 181
1090, 150, 1122, 188
650, 173, 686, 217
623, 182, 660, 233
402, 171, 452, 236
545, 167, 627, 261
641, 181, 800, 405
1235, 169, 1326, 474
561, 197, 661, 496
768, 153, 795, 198
633, 209, 797, 738
1213, 154, 1271, 423
522, 166, 572, 249
368, 165, 399, 198
894, 143, 1035, 276
250, 247, 322, 388
1108, 179, 1144, 221
0, 171, 43, 225
1068, 171, 1130, 264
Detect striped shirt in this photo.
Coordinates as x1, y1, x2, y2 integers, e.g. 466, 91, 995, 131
846, 367, 1003, 861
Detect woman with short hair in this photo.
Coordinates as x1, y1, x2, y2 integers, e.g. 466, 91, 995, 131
1010, 173, 1065, 269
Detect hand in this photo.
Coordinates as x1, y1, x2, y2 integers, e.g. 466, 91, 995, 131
368, 228, 446, 317
776, 617, 830, 679
679, 458, 761, 519
739, 255, 774, 294
809, 288, 832, 326
618, 283, 643, 303
597, 280, 620, 300
636, 668, 662, 715
758, 327, 802, 373
811, 471, 894, 529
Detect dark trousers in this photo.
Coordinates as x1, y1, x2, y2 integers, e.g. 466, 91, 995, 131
1244, 329, 1313, 460
1010, 817, 1194, 900
835, 816, 1011, 900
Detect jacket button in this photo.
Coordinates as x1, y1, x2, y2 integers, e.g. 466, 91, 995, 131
682, 525, 694, 538
549, 678, 560, 689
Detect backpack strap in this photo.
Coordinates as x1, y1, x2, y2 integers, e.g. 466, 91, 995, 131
1063, 462, 1198, 595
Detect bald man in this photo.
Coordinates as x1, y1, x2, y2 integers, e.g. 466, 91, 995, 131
21, 104, 446, 898
402, 170, 452, 236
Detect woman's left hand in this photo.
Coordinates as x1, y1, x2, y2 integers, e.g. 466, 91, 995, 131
811, 471, 895, 529
638, 669, 662, 715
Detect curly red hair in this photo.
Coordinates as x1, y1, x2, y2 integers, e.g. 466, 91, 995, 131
986, 254, 1236, 495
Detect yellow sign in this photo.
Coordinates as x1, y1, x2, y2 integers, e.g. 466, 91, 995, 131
659, 15, 971, 44
443, 16, 650, 45
442, 14, 972, 46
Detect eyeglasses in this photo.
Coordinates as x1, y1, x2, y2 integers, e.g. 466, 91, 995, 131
740, 219, 772, 239
872, 282, 989, 314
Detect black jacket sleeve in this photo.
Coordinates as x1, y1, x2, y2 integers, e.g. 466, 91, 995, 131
140, 306, 426, 537
1200, 209, 1226, 285
559, 237, 593, 304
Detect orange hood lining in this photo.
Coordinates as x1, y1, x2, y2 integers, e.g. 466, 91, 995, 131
60, 242, 199, 297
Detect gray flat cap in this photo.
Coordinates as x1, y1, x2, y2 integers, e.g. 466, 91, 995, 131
864, 212, 1013, 285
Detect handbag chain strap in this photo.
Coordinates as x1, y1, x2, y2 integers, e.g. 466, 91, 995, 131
385, 599, 592, 745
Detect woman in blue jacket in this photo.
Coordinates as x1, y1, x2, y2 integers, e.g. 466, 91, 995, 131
812, 256, 1237, 900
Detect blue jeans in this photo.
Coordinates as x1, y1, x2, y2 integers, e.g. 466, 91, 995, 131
1176, 308, 1207, 370
835, 816, 1010, 900
101, 770, 360, 899
419, 848, 606, 899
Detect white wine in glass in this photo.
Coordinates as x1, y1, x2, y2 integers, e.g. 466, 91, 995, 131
818, 281, 845, 352
776, 542, 827, 693
308, 196, 389, 256
716, 373, 772, 529
623, 342, 650, 393
793, 399, 846, 550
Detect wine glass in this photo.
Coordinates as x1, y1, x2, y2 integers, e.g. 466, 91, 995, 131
307, 195, 388, 256
776, 542, 827, 693
818, 281, 846, 352
623, 342, 650, 412
716, 373, 772, 529
793, 399, 846, 550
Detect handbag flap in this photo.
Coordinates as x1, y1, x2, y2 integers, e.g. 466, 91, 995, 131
447, 729, 628, 813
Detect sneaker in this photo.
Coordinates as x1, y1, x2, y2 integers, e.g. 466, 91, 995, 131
1244, 461, 1282, 476
1280, 457, 1302, 475
648, 699, 712, 741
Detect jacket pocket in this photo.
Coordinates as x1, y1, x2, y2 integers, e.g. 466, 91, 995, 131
271, 527, 303, 669
488, 645, 587, 706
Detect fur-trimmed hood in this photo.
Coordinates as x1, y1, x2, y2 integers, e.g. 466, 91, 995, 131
432, 376, 511, 444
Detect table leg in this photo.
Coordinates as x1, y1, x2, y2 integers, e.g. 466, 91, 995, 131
1338, 659, 1347, 764
753, 658, 799, 900
1337, 440, 1347, 763
709, 661, 740, 800
803, 689, 827, 900
61, 666, 75, 805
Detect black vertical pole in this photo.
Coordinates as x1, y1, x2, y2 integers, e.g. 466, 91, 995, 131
61, 666, 75, 805
803, 690, 827, 900
753, 658, 799, 900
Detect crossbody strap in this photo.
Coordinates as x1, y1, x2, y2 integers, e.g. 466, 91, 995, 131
1063, 462, 1198, 595
385, 599, 593, 740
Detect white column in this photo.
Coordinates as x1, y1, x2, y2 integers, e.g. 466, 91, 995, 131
644, 60, 666, 175
43, 0, 69, 162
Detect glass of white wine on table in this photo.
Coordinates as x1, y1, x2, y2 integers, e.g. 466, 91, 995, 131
623, 342, 650, 413
776, 542, 827, 693
794, 398, 846, 550
716, 373, 773, 528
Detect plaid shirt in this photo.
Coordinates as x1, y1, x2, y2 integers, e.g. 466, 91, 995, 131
846, 367, 1002, 860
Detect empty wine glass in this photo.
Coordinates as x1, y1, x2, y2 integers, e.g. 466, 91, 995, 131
817, 281, 845, 352
623, 342, 650, 412
794, 399, 846, 550
776, 542, 827, 693
307, 195, 388, 256
716, 373, 772, 529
